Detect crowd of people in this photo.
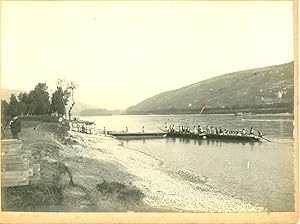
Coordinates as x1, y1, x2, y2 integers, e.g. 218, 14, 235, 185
70, 118, 96, 134
164, 123, 262, 137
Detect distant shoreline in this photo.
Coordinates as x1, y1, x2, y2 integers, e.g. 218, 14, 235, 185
124, 108, 293, 115
78, 112, 294, 117
121, 111, 294, 116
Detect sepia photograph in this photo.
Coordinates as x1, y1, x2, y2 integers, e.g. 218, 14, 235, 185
0, 0, 298, 223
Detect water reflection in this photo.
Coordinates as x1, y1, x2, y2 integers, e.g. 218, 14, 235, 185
172, 137, 259, 147
122, 137, 260, 148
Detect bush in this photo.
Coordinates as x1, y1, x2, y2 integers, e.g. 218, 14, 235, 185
96, 181, 144, 204
2, 184, 63, 211
20, 115, 59, 123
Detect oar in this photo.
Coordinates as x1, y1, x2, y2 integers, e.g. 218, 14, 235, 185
158, 127, 166, 132
261, 136, 271, 142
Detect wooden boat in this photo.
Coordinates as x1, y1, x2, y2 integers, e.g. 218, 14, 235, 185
109, 131, 261, 142
166, 132, 261, 142
108, 131, 167, 138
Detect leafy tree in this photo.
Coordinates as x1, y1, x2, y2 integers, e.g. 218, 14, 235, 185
1, 100, 9, 123
7, 94, 19, 116
17, 92, 29, 115
29, 83, 50, 115
50, 86, 69, 116
51, 79, 77, 120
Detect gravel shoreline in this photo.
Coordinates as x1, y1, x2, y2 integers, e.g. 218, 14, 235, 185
65, 131, 266, 212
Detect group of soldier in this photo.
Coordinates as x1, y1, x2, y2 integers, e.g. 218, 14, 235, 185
165, 123, 262, 137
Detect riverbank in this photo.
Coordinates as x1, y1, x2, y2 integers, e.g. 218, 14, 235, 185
2, 121, 267, 212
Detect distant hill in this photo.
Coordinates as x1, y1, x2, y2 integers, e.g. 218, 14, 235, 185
79, 108, 121, 116
1, 88, 23, 101
126, 62, 294, 114
71, 102, 97, 115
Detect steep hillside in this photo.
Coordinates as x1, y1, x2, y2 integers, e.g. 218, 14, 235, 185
126, 62, 294, 114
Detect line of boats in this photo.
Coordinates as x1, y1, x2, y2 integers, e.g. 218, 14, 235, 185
108, 131, 263, 142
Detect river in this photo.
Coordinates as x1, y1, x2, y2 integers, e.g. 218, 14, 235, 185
77, 114, 295, 212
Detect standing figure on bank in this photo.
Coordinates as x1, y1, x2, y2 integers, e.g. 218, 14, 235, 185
9, 115, 21, 139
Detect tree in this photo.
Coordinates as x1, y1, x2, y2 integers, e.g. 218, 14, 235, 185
7, 94, 19, 116
50, 79, 77, 119
67, 81, 77, 121
1, 100, 9, 123
50, 86, 69, 116
17, 92, 29, 115
29, 83, 50, 115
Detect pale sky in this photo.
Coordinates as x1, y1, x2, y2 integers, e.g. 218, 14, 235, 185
1, 1, 294, 110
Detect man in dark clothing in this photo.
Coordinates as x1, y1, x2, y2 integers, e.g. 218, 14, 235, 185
9, 115, 21, 139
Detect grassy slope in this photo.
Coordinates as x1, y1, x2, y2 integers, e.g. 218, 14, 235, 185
1, 121, 150, 212
126, 62, 294, 114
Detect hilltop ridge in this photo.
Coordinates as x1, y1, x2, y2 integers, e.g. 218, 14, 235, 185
126, 62, 294, 114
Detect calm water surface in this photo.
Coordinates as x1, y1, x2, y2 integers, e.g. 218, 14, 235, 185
78, 114, 295, 212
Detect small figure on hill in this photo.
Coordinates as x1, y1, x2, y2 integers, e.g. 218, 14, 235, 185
142, 126, 145, 133
125, 127, 128, 133
9, 115, 21, 139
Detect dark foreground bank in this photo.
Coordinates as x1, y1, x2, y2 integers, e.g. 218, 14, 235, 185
1, 120, 152, 212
